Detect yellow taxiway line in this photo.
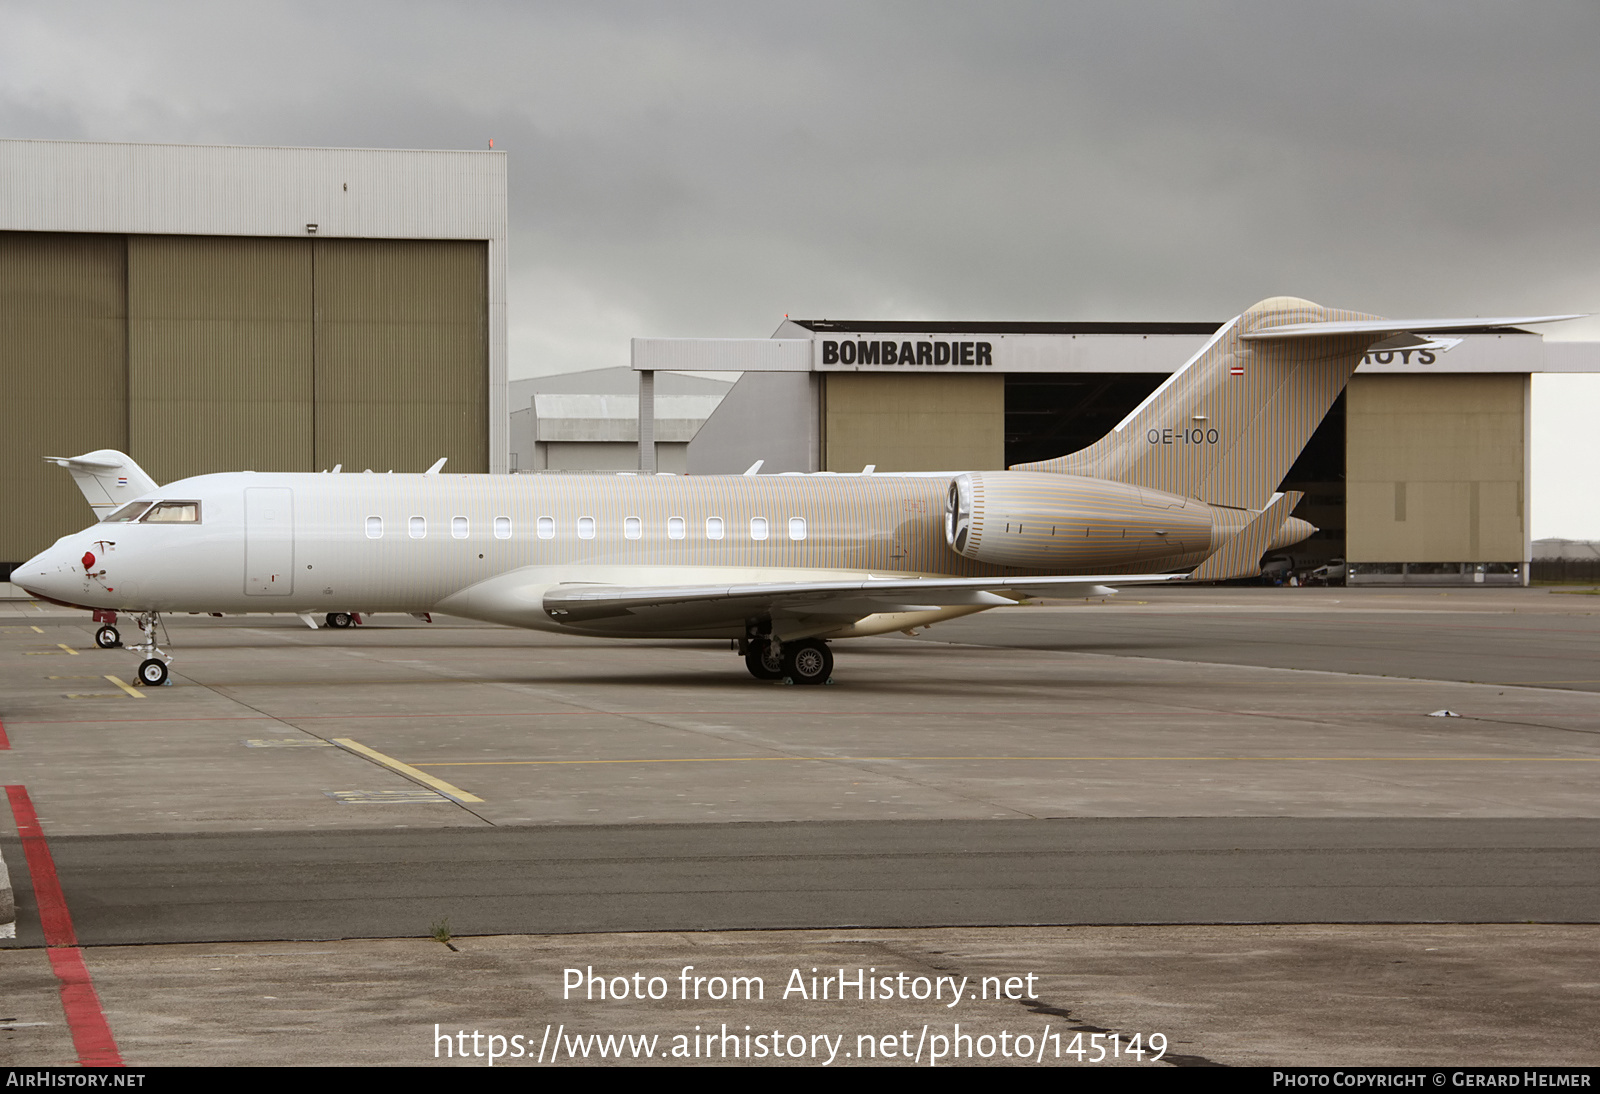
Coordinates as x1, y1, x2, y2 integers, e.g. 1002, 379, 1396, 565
103, 676, 144, 699
332, 738, 484, 803
412, 754, 1600, 768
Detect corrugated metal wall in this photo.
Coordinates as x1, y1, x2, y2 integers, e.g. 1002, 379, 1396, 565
313, 239, 488, 474
1, 233, 489, 565
129, 236, 316, 482
1346, 374, 1528, 562
823, 373, 1005, 472
0, 232, 127, 565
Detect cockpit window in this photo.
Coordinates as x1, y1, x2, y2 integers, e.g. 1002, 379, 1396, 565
140, 501, 201, 523
104, 501, 153, 523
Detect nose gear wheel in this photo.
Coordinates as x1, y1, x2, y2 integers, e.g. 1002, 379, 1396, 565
129, 612, 172, 686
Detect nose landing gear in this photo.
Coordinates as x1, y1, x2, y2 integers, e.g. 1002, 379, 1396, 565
129, 612, 171, 686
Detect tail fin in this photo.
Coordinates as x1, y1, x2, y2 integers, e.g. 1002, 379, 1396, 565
43, 450, 159, 519
1009, 297, 1580, 510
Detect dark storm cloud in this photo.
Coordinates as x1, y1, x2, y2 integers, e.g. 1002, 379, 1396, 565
4, 0, 1597, 531
4, 1, 1599, 339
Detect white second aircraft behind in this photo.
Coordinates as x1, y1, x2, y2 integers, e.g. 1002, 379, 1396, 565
13, 297, 1578, 687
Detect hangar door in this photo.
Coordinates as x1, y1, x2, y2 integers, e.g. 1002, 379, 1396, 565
1, 232, 489, 569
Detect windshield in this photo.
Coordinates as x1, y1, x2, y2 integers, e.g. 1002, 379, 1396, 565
103, 501, 153, 523
140, 501, 201, 523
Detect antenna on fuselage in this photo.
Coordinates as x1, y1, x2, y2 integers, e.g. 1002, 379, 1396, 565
424, 458, 447, 475
743, 460, 764, 476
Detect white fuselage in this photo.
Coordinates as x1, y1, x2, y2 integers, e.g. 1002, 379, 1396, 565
15, 469, 1231, 639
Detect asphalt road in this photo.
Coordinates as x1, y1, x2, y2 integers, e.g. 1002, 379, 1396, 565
6, 817, 1597, 945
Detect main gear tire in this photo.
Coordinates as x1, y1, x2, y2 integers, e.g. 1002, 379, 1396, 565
95, 625, 121, 648
743, 639, 785, 680
781, 639, 833, 686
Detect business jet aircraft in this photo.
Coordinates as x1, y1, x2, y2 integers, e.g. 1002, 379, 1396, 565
13, 297, 1578, 687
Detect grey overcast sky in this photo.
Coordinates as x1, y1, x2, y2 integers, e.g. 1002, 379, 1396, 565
4, 1, 1597, 535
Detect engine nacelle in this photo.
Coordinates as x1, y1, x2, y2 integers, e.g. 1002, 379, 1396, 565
945, 471, 1216, 569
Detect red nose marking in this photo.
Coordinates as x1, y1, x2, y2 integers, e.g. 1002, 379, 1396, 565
81, 551, 96, 571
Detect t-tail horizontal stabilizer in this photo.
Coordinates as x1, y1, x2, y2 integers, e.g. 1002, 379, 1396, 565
42, 450, 159, 519
1185, 492, 1304, 583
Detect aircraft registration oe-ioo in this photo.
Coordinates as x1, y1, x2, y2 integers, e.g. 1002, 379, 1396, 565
12, 297, 1580, 688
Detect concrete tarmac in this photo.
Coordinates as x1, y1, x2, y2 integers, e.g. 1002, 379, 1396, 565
2, 586, 1598, 1066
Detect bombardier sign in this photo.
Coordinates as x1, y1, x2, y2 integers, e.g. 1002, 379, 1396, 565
819, 339, 993, 368
807, 331, 1208, 373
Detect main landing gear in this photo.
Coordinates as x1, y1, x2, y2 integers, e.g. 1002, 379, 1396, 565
741, 637, 834, 686
129, 611, 171, 687
325, 612, 357, 628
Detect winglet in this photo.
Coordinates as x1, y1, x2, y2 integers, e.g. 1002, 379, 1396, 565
424, 458, 448, 475
1186, 491, 1304, 582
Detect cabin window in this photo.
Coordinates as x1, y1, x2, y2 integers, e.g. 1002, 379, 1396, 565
706, 516, 724, 540
493, 516, 512, 539
624, 516, 642, 540
536, 516, 554, 539
105, 501, 153, 523
578, 516, 596, 540
141, 501, 201, 523
667, 516, 686, 540
750, 517, 769, 541
365, 516, 383, 539
451, 516, 469, 539
789, 517, 807, 540
408, 516, 426, 539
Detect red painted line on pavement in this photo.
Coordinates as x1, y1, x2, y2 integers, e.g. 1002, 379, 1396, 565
5, 786, 76, 947
0, 715, 9, 749
5, 785, 123, 1067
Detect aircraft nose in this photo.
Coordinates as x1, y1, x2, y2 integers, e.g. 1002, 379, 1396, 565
10, 542, 77, 600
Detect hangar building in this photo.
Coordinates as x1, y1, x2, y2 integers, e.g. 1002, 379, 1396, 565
634, 318, 1598, 585
0, 138, 507, 574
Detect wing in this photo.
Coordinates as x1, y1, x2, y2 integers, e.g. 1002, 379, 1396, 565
544, 571, 1185, 619
436, 566, 1186, 639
